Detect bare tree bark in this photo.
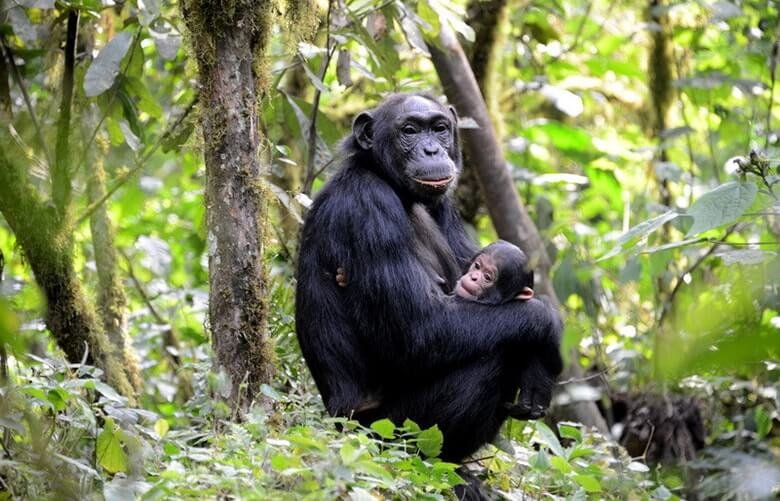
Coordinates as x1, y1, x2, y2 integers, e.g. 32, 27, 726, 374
181, 1, 275, 412
427, 28, 609, 433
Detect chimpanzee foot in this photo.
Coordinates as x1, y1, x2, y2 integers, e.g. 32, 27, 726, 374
503, 402, 546, 420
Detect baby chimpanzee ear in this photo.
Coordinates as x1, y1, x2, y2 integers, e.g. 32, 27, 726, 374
516, 287, 534, 301
353, 111, 374, 150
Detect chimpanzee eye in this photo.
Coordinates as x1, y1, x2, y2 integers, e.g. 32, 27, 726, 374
485, 274, 493, 282
402, 125, 417, 135
474, 261, 481, 270
433, 122, 448, 133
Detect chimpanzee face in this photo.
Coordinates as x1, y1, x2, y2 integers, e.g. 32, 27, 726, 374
455, 252, 498, 300
352, 94, 460, 201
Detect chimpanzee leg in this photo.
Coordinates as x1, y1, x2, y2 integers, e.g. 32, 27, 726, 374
357, 355, 518, 462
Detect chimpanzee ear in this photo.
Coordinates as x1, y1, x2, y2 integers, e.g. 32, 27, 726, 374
447, 105, 462, 164
448, 105, 459, 123
353, 111, 374, 150
516, 287, 534, 301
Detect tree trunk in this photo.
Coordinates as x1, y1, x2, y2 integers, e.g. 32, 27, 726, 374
427, 28, 609, 434
0, 148, 137, 402
181, 2, 274, 413
88, 155, 143, 393
455, 0, 510, 224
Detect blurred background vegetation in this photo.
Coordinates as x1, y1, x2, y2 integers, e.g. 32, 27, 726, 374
0, 0, 778, 499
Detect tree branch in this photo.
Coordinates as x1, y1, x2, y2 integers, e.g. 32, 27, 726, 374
53, 9, 79, 214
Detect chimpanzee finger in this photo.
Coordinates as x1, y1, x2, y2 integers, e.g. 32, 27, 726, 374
336, 267, 348, 287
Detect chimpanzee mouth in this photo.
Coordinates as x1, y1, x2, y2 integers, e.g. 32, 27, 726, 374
412, 176, 454, 189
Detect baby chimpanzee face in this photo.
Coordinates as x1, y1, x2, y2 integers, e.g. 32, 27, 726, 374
454, 253, 498, 300
454, 241, 535, 304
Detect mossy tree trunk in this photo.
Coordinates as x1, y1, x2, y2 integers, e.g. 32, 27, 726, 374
0, 12, 139, 402
88, 155, 143, 393
181, 1, 276, 412
0, 149, 137, 402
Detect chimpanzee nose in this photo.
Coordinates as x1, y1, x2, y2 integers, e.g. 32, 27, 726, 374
423, 142, 440, 155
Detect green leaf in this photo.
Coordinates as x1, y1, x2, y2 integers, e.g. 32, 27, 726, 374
550, 455, 572, 473
339, 441, 360, 465
534, 421, 565, 457
686, 181, 757, 236
154, 419, 169, 438
573, 474, 602, 493
599, 210, 679, 261
46, 388, 69, 411
754, 406, 772, 439
84, 31, 133, 97
416, 425, 443, 457
97, 419, 128, 474
370, 418, 396, 439
557, 423, 582, 442
529, 450, 550, 470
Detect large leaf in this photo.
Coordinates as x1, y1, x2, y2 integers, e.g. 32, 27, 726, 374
416, 424, 443, 457
685, 181, 757, 236
84, 32, 133, 97
96, 419, 128, 474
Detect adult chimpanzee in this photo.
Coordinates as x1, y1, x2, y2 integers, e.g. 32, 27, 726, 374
295, 93, 563, 461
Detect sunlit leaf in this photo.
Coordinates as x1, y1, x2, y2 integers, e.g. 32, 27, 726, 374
574, 474, 602, 493
370, 418, 395, 439
97, 419, 128, 474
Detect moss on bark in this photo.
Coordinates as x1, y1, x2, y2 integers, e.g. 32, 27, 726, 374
0, 145, 137, 403
88, 155, 143, 394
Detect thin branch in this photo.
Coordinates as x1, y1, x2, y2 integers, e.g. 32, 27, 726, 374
52, 9, 79, 214
556, 368, 611, 386
302, 0, 335, 195
0, 35, 53, 167
76, 96, 198, 225
118, 248, 166, 325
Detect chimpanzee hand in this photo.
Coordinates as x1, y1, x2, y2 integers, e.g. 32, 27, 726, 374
504, 360, 555, 420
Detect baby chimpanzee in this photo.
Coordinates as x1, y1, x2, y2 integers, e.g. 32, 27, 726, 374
454, 241, 535, 304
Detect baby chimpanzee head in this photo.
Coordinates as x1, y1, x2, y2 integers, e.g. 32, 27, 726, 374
454, 241, 534, 304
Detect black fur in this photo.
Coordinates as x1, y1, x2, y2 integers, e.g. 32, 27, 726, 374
295, 93, 563, 461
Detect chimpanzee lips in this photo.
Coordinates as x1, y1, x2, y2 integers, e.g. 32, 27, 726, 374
412, 176, 454, 189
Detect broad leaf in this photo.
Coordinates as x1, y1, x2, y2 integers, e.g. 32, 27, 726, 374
370, 418, 395, 439
84, 32, 133, 97
96, 419, 128, 474
686, 181, 757, 236
416, 425, 443, 457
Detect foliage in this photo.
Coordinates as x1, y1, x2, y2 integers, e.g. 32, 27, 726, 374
0, 0, 779, 499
